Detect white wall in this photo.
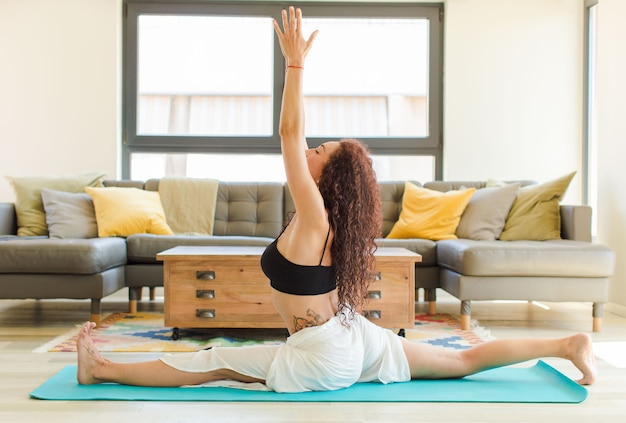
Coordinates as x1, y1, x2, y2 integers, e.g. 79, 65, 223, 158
0, 0, 624, 308
444, 0, 626, 310
444, 0, 583, 204
0, 0, 121, 201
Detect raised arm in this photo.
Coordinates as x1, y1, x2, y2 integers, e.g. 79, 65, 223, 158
273, 7, 324, 223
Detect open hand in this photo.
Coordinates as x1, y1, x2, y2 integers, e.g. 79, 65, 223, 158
273, 6, 318, 67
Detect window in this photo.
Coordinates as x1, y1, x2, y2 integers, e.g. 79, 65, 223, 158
584, 0, 599, 238
123, 1, 443, 181
136, 15, 274, 137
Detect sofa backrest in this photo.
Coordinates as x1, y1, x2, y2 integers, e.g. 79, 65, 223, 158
0, 203, 16, 235
212, 182, 284, 238
137, 179, 284, 238
284, 181, 418, 238
283, 185, 295, 225
379, 180, 536, 238
103, 180, 144, 189
0, 179, 591, 241
423, 180, 536, 191
379, 181, 419, 237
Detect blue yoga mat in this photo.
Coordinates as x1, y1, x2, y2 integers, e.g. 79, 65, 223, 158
30, 360, 586, 403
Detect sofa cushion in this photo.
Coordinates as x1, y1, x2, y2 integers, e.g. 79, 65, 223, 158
387, 182, 475, 241
455, 184, 520, 241
0, 237, 127, 274
437, 239, 615, 278
126, 234, 275, 263
498, 172, 575, 241
41, 189, 98, 239
213, 182, 284, 238
375, 238, 437, 266
5, 172, 105, 237
85, 187, 174, 237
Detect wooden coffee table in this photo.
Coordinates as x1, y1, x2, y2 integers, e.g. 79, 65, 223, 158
157, 246, 421, 337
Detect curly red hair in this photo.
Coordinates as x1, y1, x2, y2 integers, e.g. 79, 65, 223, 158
317, 139, 382, 318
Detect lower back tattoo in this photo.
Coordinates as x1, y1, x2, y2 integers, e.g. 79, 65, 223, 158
293, 308, 325, 332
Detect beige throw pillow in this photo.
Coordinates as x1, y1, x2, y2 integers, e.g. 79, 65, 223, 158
499, 172, 576, 241
6, 172, 106, 236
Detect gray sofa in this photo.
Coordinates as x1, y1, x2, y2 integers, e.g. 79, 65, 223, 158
0, 179, 615, 331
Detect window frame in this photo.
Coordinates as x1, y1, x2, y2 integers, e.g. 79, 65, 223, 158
122, 1, 444, 179
583, 0, 598, 238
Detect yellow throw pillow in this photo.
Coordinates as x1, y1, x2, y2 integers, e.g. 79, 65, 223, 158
499, 172, 576, 241
387, 182, 476, 241
6, 172, 106, 236
85, 187, 173, 237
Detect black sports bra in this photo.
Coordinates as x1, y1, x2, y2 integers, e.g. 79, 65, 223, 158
261, 229, 336, 296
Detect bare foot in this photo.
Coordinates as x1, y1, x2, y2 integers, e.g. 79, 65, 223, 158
76, 321, 108, 384
565, 333, 597, 385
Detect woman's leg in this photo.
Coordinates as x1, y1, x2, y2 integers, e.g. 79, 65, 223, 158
76, 322, 265, 386
401, 332, 596, 385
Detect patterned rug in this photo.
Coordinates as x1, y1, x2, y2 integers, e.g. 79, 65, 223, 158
35, 312, 490, 353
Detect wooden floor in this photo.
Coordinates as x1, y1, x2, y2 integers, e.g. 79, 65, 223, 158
1, 288, 625, 423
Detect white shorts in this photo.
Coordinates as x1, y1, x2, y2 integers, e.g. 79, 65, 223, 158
160, 313, 410, 393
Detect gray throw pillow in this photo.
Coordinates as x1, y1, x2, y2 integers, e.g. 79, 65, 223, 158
455, 183, 520, 241
41, 189, 98, 239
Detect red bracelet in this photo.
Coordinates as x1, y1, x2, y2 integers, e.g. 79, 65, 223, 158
286, 65, 304, 71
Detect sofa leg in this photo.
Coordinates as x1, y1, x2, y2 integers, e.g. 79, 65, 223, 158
460, 300, 471, 331
593, 317, 602, 333
593, 302, 603, 332
128, 287, 142, 313
90, 299, 101, 327
424, 288, 437, 315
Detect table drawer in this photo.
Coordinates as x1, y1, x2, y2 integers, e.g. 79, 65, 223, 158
167, 261, 266, 284
372, 263, 411, 286
362, 302, 411, 328
165, 283, 282, 328
363, 263, 413, 328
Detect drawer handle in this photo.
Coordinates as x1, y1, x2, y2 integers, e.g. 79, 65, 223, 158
196, 270, 216, 280
371, 272, 382, 281
196, 290, 215, 299
367, 290, 382, 299
196, 309, 216, 319
365, 310, 382, 319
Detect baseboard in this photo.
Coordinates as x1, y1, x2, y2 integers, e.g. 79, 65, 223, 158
605, 301, 626, 318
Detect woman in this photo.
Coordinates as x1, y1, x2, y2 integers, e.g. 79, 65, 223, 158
76, 6, 596, 392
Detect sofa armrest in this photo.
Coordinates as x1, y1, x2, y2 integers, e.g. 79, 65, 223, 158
0, 203, 17, 235
560, 205, 592, 242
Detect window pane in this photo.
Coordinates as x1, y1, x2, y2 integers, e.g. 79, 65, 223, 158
372, 155, 435, 182
130, 152, 433, 183
302, 18, 429, 138
137, 15, 274, 136
130, 153, 285, 182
